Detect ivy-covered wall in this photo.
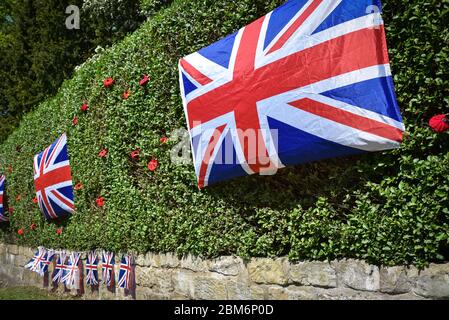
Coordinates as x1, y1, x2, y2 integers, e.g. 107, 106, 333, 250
0, 0, 448, 269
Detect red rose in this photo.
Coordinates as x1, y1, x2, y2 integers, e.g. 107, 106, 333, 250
30, 223, 37, 231
32, 197, 38, 204
56, 228, 63, 235
99, 149, 108, 158
81, 103, 89, 112
96, 196, 105, 207
160, 137, 168, 144
74, 182, 83, 190
8, 207, 14, 213
429, 114, 449, 133
130, 149, 140, 160
103, 77, 115, 88
123, 91, 131, 99
139, 74, 150, 87
17, 229, 24, 236
147, 159, 158, 172
16, 194, 21, 201
72, 116, 79, 126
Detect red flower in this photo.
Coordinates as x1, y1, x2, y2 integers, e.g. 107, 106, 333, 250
96, 196, 105, 207
429, 114, 449, 133
81, 103, 89, 112
8, 165, 13, 173
30, 223, 37, 231
160, 137, 168, 144
103, 77, 115, 88
139, 74, 150, 87
32, 197, 38, 204
72, 116, 79, 126
17, 229, 24, 236
147, 159, 158, 172
16, 194, 21, 201
56, 228, 63, 235
74, 182, 83, 190
123, 91, 131, 99
99, 149, 108, 158
130, 149, 140, 160
8, 207, 14, 213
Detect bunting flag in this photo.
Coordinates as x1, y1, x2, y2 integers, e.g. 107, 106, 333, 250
52, 251, 68, 284
62, 252, 81, 289
179, 0, 405, 187
24, 247, 47, 276
85, 250, 99, 286
33, 133, 75, 220
41, 249, 55, 276
101, 251, 115, 287
118, 255, 133, 290
0, 175, 7, 222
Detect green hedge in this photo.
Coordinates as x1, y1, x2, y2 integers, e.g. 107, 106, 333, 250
0, 0, 448, 268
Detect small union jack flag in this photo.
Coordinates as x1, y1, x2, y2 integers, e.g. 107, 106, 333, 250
86, 251, 99, 286
118, 255, 134, 290
24, 247, 47, 276
101, 251, 115, 287
62, 252, 81, 289
52, 251, 68, 284
0, 175, 7, 222
179, 0, 405, 187
41, 249, 55, 276
33, 133, 75, 220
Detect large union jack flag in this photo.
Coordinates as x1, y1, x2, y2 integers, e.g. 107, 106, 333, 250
179, 0, 405, 188
0, 175, 7, 222
33, 133, 75, 219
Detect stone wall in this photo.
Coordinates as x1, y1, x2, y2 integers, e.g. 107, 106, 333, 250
0, 243, 448, 300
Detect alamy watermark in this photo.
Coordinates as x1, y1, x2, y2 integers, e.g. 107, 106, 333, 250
65, 5, 80, 30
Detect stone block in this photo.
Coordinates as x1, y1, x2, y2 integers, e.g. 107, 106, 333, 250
192, 274, 228, 300
7, 244, 19, 255
209, 256, 245, 276
380, 266, 412, 294
289, 261, 337, 288
180, 254, 209, 272
136, 266, 174, 294
248, 258, 288, 285
412, 263, 449, 298
333, 259, 380, 291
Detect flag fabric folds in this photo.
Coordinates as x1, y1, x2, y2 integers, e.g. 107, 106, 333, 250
0, 175, 7, 222
24, 247, 48, 276
33, 133, 75, 220
118, 255, 134, 290
62, 252, 81, 289
86, 251, 99, 286
179, 0, 405, 187
101, 251, 115, 287
52, 251, 68, 284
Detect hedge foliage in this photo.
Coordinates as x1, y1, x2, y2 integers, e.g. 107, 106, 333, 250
0, 0, 448, 268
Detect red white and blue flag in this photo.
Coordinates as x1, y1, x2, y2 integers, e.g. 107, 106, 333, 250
101, 251, 115, 287
52, 251, 68, 284
179, 0, 405, 187
86, 251, 99, 286
0, 175, 7, 222
24, 247, 48, 276
118, 255, 134, 290
33, 133, 75, 219
62, 252, 81, 289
